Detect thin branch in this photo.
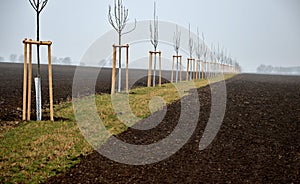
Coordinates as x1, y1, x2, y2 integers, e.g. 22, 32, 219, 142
150, 1, 159, 50
108, 0, 136, 38
188, 23, 194, 58
173, 25, 181, 55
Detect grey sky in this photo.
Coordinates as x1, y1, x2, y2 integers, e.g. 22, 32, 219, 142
1, 0, 299, 72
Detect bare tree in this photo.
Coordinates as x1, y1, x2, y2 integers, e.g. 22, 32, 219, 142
108, 0, 136, 92
9, 54, 18, 62
173, 25, 181, 56
195, 28, 204, 60
215, 43, 222, 75
202, 33, 208, 78
195, 28, 204, 78
188, 24, 194, 80
150, 1, 159, 86
173, 25, 181, 83
210, 43, 216, 77
29, 0, 48, 78
188, 24, 194, 59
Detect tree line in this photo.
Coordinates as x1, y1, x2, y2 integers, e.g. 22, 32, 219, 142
257, 64, 300, 75
0, 54, 72, 65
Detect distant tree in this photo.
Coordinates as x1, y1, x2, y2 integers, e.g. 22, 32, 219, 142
61, 57, 71, 65
9, 54, 17, 62
0, 56, 4, 62
108, 0, 136, 92
51, 56, 58, 64
18, 55, 24, 63
257, 64, 265, 73
98, 59, 107, 66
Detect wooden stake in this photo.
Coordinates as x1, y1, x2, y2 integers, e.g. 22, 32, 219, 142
171, 56, 174, 83
23, 40, 52, 45
186, 59, 190, 81
22, 39, 28, 121
111, 45, 117, 94
27, 42, 32, 121
148, 52, 152, 87
126, 44, 129, 93
159, 52, 162, 86
201, 61, 204, 79
48, 45, 54, 121
179, 56, 182, 82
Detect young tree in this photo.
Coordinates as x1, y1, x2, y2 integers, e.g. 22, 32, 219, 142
29, 0, 48, 120
188, 24, 194, 59
150, 1, 159, 86
173, 25, 181, 83
201, 33, 208, 78
188, 24, 194, 80
209, 43, 215, 77
195, 28, 204, 78
108, 0, 136, 92
9, 54, 17, 62
29, 0, 48, 78
18, 55, 24, 63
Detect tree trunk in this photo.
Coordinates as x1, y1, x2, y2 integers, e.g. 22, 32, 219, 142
152, 47, 157, 86
118, 34, 122, 92
37, 11, 41, 78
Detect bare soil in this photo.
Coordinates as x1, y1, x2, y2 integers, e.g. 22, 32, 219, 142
47, 74, 299, 183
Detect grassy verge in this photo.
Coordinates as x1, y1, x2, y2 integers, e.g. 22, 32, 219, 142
0, 74, 235, 183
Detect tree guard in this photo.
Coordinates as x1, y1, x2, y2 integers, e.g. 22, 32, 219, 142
111, 44, 129, 94
148, 51, 162, 87
22, 38, 53, 121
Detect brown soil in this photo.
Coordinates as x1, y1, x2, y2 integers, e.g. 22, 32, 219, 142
46, 74, 299, 183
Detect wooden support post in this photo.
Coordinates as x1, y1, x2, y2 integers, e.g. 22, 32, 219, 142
126, 44, 129, 93
196, 60, 199, 79
159, 52, 162, 86
48, 45, 54, 121
111, 45, 117, 94
171, 56, 174, 83
179, 56, 182, 82
202, 61, 204, 79
22, 40, 28, 121
193, 60, 196, 79
27, 42, 32, 121
148, 52, 152, 87
186, 59, 190, 81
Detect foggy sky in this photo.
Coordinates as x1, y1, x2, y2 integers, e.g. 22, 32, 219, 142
0, 0, 299, 72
